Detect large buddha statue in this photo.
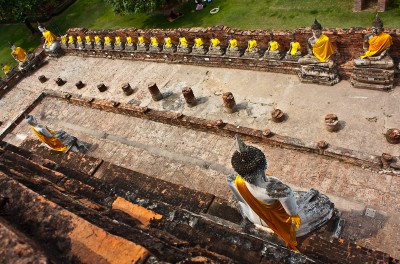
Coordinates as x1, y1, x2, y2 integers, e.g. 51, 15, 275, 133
353, 15, 393, 69
243, 38, 260, 58
137, 33, 148, 52
149, 33, 161, 52
162, 33, 176, 53
38, 24, 61, 56
177, 32, 191, 53
227, 136, 334, 251
298, 19, 339, 85
25, 115, 87, 153
284, 33, 302, 61
225, 34, 241, 57
263, 33, 282, 60
207, 33, 224, 56
192, 36, 207, 54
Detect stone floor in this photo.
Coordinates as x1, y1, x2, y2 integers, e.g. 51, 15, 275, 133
1, 55, 400, 258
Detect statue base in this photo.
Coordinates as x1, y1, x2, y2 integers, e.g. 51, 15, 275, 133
225, 50, 242, 57
243, 50, 261, 58
192, 47, 207, 55
207, 48, 225, 56
114, 43, 125, 51
162, 46, 176, 53
298, 64, 340, 86
149, 45, 161, 53
124, 43, 136, 51
263, 51, 283, 60
176, 46, 192, 54
104, 44, 114, 51
68, 43, 77, 49
351, 57, 394, 91
77, 42, 85, 50
136, 44, 148, 52
94, 43, 103, 50
61, 43, 68, 49
85, 42, 94, 50
283, 54, 302, 61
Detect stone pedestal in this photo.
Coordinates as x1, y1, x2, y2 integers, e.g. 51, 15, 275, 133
243, 50, 261, 59
177, 45, 191, 54
104, 44, 114, 51
77, 42, 84, 50
85, 42, 94, 50
207, 47, 224, 56
114, 43, 124, 51
182, 87, 197, 106
94, 42, 103, 50
351, 57, 394, 91
68, 42, 77, 49
163, 46, 176, 53
124, 43, 136, 51
298, 64, 340, 86
263, 51, 282, 60
149, 45, 161, 52
148, 83, 163, 101
61, 42, 68, 49
222, 92, 236, 113
136, 44, 148, 52
192, 46, 207, 55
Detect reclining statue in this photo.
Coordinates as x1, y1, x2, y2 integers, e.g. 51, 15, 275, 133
264, 33, 282, 60
207, 34, 224, 56
25, 115, 87, 153
227, 135, 334, 251
353, 15, 393, 69
225, 34, 241, 57
38, 24, 61, 56
284, 33, 302, 61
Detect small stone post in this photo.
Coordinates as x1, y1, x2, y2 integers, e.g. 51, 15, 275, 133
97, 83, 107, 92
148, 82, 163, 101
75, 81, 84, 89
38, 75, 47, 83
385, 128, 400, 144
182, 87, 197, 106
271, 109, 285, 122
55, 78, 66, 86
222, 92, 236, 113
121, 83, 134, 96
324, 114, 340, 132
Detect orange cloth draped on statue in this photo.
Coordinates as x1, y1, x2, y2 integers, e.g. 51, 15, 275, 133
235, 176, 299, 251
312, 34, 334, 62
31, 126, 68, 152
361, 32, 392, 58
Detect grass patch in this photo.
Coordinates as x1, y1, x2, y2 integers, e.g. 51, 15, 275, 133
1, 0, 400, 75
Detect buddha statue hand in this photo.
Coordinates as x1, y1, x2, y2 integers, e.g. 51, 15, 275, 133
291, 214, 301, 228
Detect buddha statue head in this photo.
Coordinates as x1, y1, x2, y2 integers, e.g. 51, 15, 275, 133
25, 115, 38, 126
372, 14, 384, 35
10, 43, 16, 51
269, 33, 274, 41
231, 135, 267, 184
37, 23, 46, 33
311, 19, 322, 39
290, 32, 296, 42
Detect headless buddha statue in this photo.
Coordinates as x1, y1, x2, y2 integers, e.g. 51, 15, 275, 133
38, 24, 61, 56
225, 34, 241, 57
177, 33, 191, 53
124, 34, 136, 51
192, 36, 207, 54
354, 15, 393, 69
137, 33, 148, 52
264, 33, 282, 60
162, 33, 176, 53
25, 115, 87, 153
149, 33, 161, 52
284, 33, 302, 61
207, 34, 224, 56
243, 38, 260, 58
227, 135, 334, 251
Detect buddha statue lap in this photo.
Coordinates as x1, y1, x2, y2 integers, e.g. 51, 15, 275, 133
67, 35, 76, 49
136, 33, 148, 52
114, 36, 124, 51
225, 35, 242, 57
162, 33, 176, 53
76, 36, 84, 50
94, 35, 103, 50
38, 24, 61, 56
227, 136, 335, 251
263, 33, 282, 60
207, 34, 224, 56
149, 33, 161, 52
85, 36, 94, 50
177, 33, 191, 54
192, 36, 207, 54
298, 19, 339, 85
124, 35, 136, 51
351, 16, 394, 90
243, 38, 260, 58
284, 33, 302, 61
104, 36, 113, 50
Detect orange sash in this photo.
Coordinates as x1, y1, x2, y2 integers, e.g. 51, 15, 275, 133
361, 32, 392, 58
312, 34, 334, 62
235, 176, 299, 251
31, 126, 68, 152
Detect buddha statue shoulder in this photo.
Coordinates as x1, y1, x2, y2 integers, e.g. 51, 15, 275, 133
227, 135, 334, 251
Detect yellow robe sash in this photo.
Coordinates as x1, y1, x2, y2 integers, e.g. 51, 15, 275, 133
31, 126, 68, 152
95, 36, 101, 44
138, 36, 145, 44
269, 41, 279, 51
13, 47, 27, 62
104, 36, 111, 45
290, 42, 301, 56
115, 36, 121, 45
229, 39, 238, 49
312, 34, 334, 62
235, 176, 299, 251
85, 36, 91, 43
43, 31, 57, 46
248, 40, 257, 52
179, 37, 188, 47
126, 36, 133, 44
68, 36, 74, 44
195, 38, 204, 47
211, 38, 220, 47
77, 36, 82, 43
361, 32, 392, 58
2, 64, 10, 74
61, 36, 67, 43
151, 37, 158, 46
165, 37, 172, 48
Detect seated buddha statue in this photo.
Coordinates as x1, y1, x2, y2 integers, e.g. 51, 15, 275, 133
94, 35, 103, 50
162, 33, 176, 53
207, 34, 224, 56
137, 33, 148, 51
225, 34, 241, 57
177, 32, 191, 53
284, 33, 302, 61
227, 135, 334, 251
243, 38, 260, 58
11, 44, 28, 69
353, 15, 393, 69
104, 36, 113, 50
76, 36, 84, 49
149, 33, 161, 52
263, 33, 282, 60
298, 19, 335, 68
114, 36, 124, 50
192, 36, 206, 54
68, 35, 76, 49
124, 34, 136, 51
37, 24, 61, 56
60, 35, 68, 49
85, 35, 94, 50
